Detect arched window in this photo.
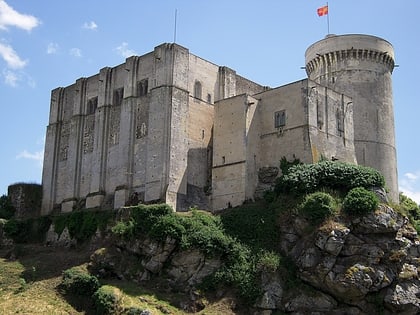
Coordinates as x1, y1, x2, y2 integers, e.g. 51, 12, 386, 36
194, 81, 202, 100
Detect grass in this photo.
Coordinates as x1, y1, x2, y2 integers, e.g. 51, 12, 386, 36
0, 244, 239, 314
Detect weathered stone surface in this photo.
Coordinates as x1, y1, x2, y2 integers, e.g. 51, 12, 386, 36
384, 282, 420, 315
284, 291, 337, 313
45, 225, 76, 248
351, 204, 404, 234
258, 167, 279, 184
255, 273, 284, 310
278, 205, 420, 313
167, 249, 221, 289
0, 219, 13, 247
57, 202, 419, 314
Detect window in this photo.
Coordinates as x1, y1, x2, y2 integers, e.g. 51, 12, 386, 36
87, 97, 98, 115
113, 88, 124, 106
274, 110, 286, 128
207, 93, 212, 104
194, 81, 202, 100
336, 108, 344, 134
137, 79, 148, 97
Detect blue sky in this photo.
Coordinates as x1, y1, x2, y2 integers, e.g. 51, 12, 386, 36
0, 0, 419, 203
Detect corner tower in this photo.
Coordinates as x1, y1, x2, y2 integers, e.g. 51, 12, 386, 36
305, 34, 398, 202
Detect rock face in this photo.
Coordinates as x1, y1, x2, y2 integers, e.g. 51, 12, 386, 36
277, 204, 420, 314
84, 204, 419, 314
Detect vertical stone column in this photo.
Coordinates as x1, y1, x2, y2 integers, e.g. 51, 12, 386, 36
41, 88, 64, 215
218, 66, 237, 100
86, 67, 112, 208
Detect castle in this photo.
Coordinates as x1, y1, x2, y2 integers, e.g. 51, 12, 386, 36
41, 34, 398, 214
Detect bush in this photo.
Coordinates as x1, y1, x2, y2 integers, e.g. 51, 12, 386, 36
4, 219, 32, 243
343, 187, 378, 215
256, 250, 281, 273
299, 192, 337, 223
61, 267, 100, 296
59, 210, 113, 243
93, 285, 123, 315
275, 161, 385, 195
0, 195, 15, 219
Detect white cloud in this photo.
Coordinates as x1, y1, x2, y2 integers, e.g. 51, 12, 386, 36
2, 68, 36, 87
0, 0, 40, 31
0, 42, 27, 68
47, 42, 58, 54
399, 171, 420, 204
83, 21, 97, 30
3, 68, 18, 86
115, 42, 136, 58
70, 47, 82, 57
16, 150, 44, 167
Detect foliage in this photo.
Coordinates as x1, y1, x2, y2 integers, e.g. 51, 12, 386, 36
93, 285, 123, 315
397, 193, 420, 233
113, 204, 233, 257
53, 210, 113, 243
275, 161, 385, 195
342, 187, 379, 215
256, 250, 281, 273
279, 156, 302, 175
61, 267, 100, 296
0, 195, 15, 219
299, 192, 337, 224
209, 241, 260, 304
4, 219, 32, 243
220, 201, 279, 251
113, 204, 273, 303
399, 193, 420, 220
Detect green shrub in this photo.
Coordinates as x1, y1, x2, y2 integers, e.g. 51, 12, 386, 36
61, 267, 100, 296
65, 210, 113, 243
279, 156, 302, 175
397, 193, 420, 234
220, 201, 279, 251
93, 285, 123, 315
0, 195, 15, 219
343, 187, 378, 215
275, 161, 385, 195
299, 192, 337, 223
399, 193, 420, 220
4, 219, 32, 243
256, 250, 281, 273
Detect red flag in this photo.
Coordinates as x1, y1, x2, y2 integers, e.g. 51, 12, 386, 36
317, 5, 328, 16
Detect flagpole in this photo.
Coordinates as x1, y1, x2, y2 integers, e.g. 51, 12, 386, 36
173, 9, 177, 43
327, 2, 330, 34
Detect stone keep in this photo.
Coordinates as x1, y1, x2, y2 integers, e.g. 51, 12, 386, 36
41, 34, 399, 214
305, 34, 398, 201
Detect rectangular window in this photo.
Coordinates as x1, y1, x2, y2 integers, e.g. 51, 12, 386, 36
274, 110, 286, 128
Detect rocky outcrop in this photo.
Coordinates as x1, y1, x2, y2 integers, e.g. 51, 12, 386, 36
277, 204, 420, 314
83, 204, 419, 314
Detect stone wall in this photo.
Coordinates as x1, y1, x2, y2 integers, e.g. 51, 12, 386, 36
8, 183, 42, 219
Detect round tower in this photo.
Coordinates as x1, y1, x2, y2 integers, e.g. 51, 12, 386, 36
305, 34, 398, 202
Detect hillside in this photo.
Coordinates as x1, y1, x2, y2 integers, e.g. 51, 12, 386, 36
1, 161, 420, 314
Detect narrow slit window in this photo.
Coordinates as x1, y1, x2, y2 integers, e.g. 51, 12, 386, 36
87, 97, 98, 115
137, 79, 148, 97
194, 81, 202, 100
113, 88, 124, 106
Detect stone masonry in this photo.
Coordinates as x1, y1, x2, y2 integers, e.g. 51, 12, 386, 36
41, 34, 398, 213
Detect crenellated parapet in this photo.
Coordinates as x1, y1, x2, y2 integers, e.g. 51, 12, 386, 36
306, 48, 395, 76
